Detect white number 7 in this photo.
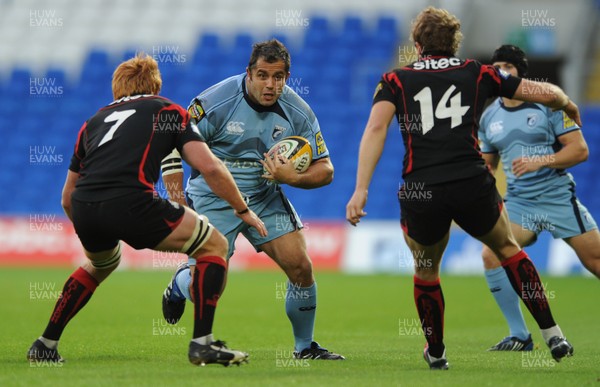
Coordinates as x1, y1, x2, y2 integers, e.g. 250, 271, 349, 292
98, 109, 136, 147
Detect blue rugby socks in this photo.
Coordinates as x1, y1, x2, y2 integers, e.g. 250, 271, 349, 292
285, 282, 317, 352
485, 266, 530, 340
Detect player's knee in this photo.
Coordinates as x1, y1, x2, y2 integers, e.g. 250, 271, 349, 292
89, 244, 121, 271
579, 250, 600, 278
211, 231, 229, 258
286, 256, 313, 284
482, 246, 501, 269
183, 214, 227, 257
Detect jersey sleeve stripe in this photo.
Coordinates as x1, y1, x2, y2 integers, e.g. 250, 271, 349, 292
385, 72, 413, 174
73, 121, 88, 160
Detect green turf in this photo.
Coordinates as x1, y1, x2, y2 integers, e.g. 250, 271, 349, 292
0, 269, 598, 386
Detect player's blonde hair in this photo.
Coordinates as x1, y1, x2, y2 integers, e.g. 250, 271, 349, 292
112, 53, 162, 100
410, 7, 463, 56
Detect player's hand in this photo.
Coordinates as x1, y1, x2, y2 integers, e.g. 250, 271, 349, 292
511, 156, 545, 177
346, 190, 368, 226
562, 100, 582, 127
260, 152, 299, 185
234, 208, 268, 237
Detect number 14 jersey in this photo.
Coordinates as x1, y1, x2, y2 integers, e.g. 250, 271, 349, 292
373, 55, 521, 184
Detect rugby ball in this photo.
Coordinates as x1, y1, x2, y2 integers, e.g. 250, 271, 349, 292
265, 136, 313, 173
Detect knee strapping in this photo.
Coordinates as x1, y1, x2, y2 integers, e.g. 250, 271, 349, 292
182, 215, 213, 257
91, 244, 122, 270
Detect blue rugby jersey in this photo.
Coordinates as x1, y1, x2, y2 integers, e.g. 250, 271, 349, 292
479, 98, 580, 198
186, 73, 329, 198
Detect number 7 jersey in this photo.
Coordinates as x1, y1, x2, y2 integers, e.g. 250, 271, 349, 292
69, 95, 203, 201
373, 56, 521, 184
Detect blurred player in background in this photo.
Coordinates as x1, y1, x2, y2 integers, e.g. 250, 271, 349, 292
27, 54, 267, 366
346, 7, 580, 369
161, 39, 344, 360
479, 44, 600, 352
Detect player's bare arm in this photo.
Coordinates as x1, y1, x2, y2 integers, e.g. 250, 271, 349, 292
60, 170, 79, 222
261, 155, 333, 188
346, 100, 396, 226
162, 171, 186, 207
181, 141, 267, 237
512, 130, 589, 177
482, 153, 500, 175
512, 79, 582, 126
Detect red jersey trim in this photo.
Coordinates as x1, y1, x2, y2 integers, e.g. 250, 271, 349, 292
472, 62, 499, 156
384, 72, 413, 174
73, 121, 87, 160
138, 130, 155, 190
138, 104, 190, 190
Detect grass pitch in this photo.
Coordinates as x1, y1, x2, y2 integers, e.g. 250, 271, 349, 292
0, 268, 598, 386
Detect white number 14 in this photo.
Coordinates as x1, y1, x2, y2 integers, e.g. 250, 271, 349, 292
413, 85, 469, 134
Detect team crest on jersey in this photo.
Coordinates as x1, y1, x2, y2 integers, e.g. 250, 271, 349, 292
272, 125, 286, 140
527, 114, 538, 128
225, 121, 245, 135
188, 100, 205, 121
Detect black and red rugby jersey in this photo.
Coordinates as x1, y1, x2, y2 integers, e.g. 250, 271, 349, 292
373, 55, 521, 184
69, 94, 202, 201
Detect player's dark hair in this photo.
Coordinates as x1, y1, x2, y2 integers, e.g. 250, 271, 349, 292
248, 39, 291, 73
411, 7, 463, 56
491, 44, 528, 77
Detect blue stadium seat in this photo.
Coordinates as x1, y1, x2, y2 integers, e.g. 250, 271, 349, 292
6, 68, 32, 98
192, 33, 223, 67
226, 38, 253, 70
303, 15, 331, 48
269, 33, 289, 48
80, 49, 113, 82
375, 15, 400, 45
121, 48, 139, 61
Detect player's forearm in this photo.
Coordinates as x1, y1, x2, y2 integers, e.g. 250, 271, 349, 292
202, 161, 248, 212
354, 125, 387, 192
516, 80, 569, 110
544, 144, 588, 169
287, 158, 333, 189
543, 83, 569, 111
181, 142, 248, 212
162, 172, 187, 206
61, 170, 78, 222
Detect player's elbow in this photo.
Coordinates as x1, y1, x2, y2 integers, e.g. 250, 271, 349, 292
199, 162, 221, 179
199, 157, 227, 181
578, 143, 589, 163
324, 165, 334, 185
318, 160, 334, 186
61, 194, 72, 218
61, 198, 70, 214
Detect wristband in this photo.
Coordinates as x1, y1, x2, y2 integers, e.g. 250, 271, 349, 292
236, 207, 249, 215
